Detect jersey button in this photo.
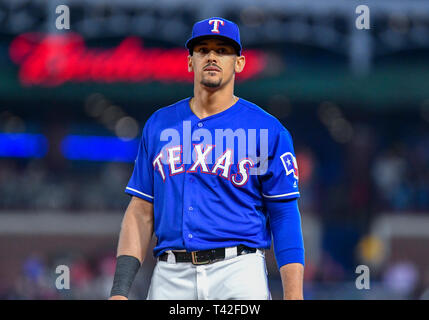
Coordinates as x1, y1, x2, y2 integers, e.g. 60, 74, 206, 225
188, 234, 193, 239
197, 122, 203, 128
188, 206, 193, 211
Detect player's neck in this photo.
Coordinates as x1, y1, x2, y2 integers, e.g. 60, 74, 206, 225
191, 87, 238, 119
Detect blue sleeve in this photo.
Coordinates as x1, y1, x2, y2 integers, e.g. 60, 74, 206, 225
260, 125, 300, 201
125, 124, 154, 203
265, 198, 305, 269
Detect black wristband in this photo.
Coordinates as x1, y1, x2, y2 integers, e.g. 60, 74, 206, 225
110, 255, 141, 298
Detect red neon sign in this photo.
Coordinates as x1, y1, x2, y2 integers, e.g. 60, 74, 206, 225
9, 33, 267, 87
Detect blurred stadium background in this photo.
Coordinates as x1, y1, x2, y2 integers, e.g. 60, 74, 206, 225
0, 0, 428, 300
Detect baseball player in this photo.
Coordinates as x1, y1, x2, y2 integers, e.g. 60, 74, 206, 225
109, 17, 304, 300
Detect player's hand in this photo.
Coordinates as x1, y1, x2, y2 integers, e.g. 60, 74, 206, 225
283, 294, 303, 300
108, 295, 128, 300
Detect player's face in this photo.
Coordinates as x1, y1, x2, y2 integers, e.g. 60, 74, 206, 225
188, 39, 245, 90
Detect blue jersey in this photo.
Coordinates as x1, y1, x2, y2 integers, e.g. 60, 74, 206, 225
125, 97, 300, 257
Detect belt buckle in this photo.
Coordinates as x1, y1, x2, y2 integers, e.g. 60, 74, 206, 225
191, 251, 210, 265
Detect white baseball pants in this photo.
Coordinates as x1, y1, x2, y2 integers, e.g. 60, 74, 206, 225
146, 248, 271, 300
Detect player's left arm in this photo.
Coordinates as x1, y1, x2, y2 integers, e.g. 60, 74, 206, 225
265, 198, 305, 300
279, 263, 304, 300
261, 123, 304, 299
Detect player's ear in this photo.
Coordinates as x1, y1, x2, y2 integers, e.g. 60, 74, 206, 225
187, 55, 193, 72
235, 55, 245, 73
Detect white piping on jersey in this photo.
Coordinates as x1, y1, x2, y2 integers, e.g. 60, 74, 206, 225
262, 191, 300, 199
126, 187, 154, 199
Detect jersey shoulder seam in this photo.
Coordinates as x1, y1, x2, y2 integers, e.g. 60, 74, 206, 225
238, 98, 285, 130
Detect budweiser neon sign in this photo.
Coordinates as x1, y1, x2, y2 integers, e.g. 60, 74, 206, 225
9, 33, 266, 86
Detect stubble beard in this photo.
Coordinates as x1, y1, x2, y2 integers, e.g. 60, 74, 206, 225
200, 77, 222, 88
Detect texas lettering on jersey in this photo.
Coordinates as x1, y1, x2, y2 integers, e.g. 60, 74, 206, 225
152, 144, 255, 187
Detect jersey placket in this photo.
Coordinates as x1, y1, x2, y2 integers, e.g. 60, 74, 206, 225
182, 119, 206, 249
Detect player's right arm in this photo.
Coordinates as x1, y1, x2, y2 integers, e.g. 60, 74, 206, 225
109, 196, 154, 300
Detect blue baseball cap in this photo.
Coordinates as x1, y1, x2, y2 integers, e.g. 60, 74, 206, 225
185, 17, 242, 55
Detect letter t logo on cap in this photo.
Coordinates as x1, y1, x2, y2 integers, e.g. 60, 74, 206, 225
209, 19, 225, 33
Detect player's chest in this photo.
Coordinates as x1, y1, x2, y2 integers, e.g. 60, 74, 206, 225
148, 121, 270, 186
